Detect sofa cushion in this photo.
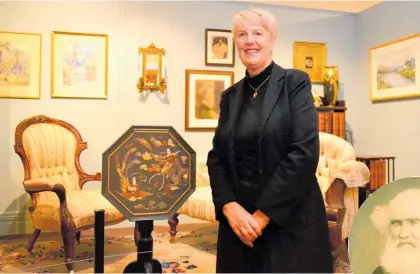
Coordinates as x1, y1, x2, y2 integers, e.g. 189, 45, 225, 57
178, 186, 216, 222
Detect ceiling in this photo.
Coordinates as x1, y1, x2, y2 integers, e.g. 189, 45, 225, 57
246, 1, 383, 13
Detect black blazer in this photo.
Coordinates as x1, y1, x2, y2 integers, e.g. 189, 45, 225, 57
206, 62, 322, 228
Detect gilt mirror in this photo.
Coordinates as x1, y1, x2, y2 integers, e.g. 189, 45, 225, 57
137, 43, 166, 93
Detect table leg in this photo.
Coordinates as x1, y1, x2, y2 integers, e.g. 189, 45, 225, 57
123, 220, 162, 273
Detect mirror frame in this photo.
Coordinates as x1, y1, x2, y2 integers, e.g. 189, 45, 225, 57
137, 43, 166, 93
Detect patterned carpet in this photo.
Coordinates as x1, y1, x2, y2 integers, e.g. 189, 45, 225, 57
0, 223, 352, 273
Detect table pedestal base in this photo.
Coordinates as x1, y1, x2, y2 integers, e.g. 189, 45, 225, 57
123, 220, 162, 273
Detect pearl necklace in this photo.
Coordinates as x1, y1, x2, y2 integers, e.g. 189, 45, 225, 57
248, 75, 271, 98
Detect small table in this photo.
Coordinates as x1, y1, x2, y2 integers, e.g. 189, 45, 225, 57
356, 155, 396, 207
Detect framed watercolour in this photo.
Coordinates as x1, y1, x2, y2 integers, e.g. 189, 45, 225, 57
185, 69, 234, 131
0, 31, 42, 99
370, 33, 420, 102
293, 41, 326, 83
51, 31, 108, 99
205, 29, 235, 67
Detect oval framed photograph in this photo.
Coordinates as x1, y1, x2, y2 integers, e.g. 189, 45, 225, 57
348, 176, 420, 274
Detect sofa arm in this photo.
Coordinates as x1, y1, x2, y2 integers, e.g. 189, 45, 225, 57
330, 160, 370, 188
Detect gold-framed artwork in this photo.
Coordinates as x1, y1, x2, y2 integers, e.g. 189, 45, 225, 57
51, 31, 108, 99
0, 31, 42, 99
185, 69, 234, 131
205, 29, 235, 67
293, 41, 326, 83
370, 33, 420, 102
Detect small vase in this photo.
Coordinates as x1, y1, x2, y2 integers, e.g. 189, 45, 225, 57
323, 81, 338, 106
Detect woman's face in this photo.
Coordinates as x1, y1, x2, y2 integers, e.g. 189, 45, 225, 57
234, 15, 275, 74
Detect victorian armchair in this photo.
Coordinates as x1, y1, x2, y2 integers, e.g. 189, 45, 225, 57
14, 115, 126, 273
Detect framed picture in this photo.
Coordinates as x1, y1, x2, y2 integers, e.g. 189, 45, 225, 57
293, 41, 326, 83
185, 69, 234, 131
370, 33, 420, 102
205, 29, 235, 67
0, 31, 42, 99
51, 31, 108, 99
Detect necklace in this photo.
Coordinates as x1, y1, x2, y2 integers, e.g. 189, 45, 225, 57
248, 75, 271, 98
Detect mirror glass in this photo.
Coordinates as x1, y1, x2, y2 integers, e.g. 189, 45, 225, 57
144, 53, 159, 84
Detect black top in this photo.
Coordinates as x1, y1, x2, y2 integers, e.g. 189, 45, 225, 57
234, 62, 273, 183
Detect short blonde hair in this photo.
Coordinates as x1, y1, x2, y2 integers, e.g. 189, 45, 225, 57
232, 8, 278, 39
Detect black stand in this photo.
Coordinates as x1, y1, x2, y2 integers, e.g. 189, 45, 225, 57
123, 220, 162, 273
94, 210, 105, 273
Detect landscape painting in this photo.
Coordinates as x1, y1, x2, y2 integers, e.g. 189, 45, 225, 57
370, 34, 420, 102
51, 31, 108, 99
0, 31, 41, 99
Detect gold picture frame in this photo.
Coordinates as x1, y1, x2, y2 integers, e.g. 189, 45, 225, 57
293, 41, 326, 83
185, 69, 234, 131
51, 31, 108, 99
0, 31, 42, 99
370, 33, 420, 102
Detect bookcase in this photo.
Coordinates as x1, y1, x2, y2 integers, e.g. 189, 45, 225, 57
316, 106, 346, 139
356, 155, 396, 207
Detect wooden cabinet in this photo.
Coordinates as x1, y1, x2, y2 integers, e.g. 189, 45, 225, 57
317, 106, 346, 139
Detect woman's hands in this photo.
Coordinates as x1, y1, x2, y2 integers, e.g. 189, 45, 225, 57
222, 202, 265, 247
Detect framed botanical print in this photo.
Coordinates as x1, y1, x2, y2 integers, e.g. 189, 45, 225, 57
0, 31, 42, 99
293, 41, 326, 83
51, 31, 108, 99
205, 29, 235, 67
370, 33, 420, 102
185, 69, 234, 131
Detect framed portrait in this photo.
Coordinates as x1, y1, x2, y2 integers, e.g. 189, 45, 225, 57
293, 41, 326, 83
348, 177, 420, 274
370, 33, 420, 102
185, 69, 234, 131
51, 31, 108, 99
0, 31, 42, 99
205, 29, 235, 67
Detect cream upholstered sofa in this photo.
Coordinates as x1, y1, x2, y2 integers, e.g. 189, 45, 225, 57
168, 132, 370, 247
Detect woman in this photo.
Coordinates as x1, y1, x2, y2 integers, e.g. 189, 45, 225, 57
207, 8, 334, 273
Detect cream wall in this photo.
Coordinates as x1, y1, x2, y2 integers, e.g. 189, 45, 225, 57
0, 1, 356, 235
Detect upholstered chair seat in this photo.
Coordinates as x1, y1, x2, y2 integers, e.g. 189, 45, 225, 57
29, 188, 123, 232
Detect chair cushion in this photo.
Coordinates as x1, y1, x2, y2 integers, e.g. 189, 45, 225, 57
31, 190, 125, 231
177, 187, 216, 223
